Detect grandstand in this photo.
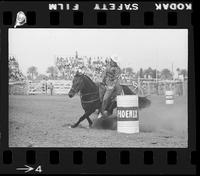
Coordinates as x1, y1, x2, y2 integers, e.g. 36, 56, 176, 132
9, 51, 187, 96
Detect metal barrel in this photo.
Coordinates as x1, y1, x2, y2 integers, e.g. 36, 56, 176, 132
165, 90, 174, 104
117, 95, 139, 134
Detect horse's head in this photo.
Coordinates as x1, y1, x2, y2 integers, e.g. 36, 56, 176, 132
68, 71, 84, 98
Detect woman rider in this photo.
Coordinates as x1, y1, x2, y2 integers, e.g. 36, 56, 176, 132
98, 55, 121, 118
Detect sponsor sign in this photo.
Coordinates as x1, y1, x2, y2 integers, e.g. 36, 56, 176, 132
117, 107, 139, 121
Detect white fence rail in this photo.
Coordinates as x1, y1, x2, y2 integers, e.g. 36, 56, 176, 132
46, 80, 72, 95
26, 80, 72, 95
9, 79, 186, 96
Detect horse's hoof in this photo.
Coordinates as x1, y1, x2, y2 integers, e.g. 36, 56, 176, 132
70, 124, 77, 128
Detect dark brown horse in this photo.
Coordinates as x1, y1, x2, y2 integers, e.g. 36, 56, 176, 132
68, 72, 151, 128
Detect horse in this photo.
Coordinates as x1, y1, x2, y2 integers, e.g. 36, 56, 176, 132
68, 72, 151, 128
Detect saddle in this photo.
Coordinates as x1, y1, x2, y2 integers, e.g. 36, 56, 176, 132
96, 82, 123, 103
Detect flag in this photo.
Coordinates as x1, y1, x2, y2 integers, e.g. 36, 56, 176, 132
132, 81, 138, 88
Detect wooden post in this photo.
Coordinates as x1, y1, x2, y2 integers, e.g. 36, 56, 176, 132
148, 82, 150, 95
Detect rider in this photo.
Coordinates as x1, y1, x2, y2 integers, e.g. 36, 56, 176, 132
98, 55, 121, 118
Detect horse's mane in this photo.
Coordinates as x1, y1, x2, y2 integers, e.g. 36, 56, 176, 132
83, 74, 98, 88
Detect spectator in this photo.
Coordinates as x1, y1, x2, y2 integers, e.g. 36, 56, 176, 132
49, 83, 54, 96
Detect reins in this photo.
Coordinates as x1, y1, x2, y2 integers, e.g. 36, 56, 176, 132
81, 97, 100, 104
81, 91, 100, 104
81, 91, 98, 97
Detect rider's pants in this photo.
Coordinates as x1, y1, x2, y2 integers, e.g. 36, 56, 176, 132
101, 81, 121, 113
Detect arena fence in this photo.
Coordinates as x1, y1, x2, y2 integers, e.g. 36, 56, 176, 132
9, 79, 187, 96
9, 80, 72, 95
121, 78, 187, 96
27, 81, 46, 95
9, 81, 28, 95
46, 80, 72, 95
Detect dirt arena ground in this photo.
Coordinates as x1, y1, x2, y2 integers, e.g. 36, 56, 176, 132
9, 94, 188, 148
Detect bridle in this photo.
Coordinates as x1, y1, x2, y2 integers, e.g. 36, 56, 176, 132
69, 87, 78, 94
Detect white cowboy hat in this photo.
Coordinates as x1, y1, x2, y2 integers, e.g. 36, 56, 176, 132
110, 54, 118, 62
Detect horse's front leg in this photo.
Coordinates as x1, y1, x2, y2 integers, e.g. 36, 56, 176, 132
107, 100, 117, 115
70, 111, 93, 128
70, 112, 87, 128
85, 111, 94, 128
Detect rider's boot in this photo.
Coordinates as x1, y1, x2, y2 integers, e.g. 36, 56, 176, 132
97, 110, 108, 119
95, 109, 99, 114
103, 110, 108, 116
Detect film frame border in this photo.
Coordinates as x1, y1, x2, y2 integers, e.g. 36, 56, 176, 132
0, 0, 197, 174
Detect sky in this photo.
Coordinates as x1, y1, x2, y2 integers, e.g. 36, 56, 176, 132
9, 29, 188, 75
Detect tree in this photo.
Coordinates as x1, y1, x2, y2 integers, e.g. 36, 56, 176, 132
152, 69, 157, 79
155, 70, 161, 79
27, 66, 38, 80
142, 67, 157, 79
55, 57, 68, 79
36, 74, 48, 80
46, 66, 58, 80
160, 68, 173, 80
176, 68, 180, 75
180, 69, 188, 78
125, 67, 134, 75
9, 56, 24, 81
139, 68, 144, 78
144, 67, 153, 78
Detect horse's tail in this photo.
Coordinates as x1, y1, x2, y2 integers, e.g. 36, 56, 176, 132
121, 85, 151, 109
121, 85, 135, 95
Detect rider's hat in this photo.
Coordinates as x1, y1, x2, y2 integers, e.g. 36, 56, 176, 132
110, 54, 118, 62
77, 66, 85, 74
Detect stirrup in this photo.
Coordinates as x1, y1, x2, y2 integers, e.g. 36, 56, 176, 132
97, 113, 102, 119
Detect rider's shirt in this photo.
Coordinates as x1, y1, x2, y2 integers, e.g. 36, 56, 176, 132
102, 59, 121, 88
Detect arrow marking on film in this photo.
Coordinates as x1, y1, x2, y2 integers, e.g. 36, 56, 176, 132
16, 165, 34, 173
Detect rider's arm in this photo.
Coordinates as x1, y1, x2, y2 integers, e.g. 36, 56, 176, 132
101, 67, 108, 84
116, 66, 121, 78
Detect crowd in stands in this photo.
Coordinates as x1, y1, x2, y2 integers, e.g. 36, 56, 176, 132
9, 56, 25, 81
9, 53, 187, 96
56, 54, 135, 83
57, 55, 113, 82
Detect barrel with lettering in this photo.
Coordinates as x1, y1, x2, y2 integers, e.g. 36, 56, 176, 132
117, 95, 139, 133
165, 90, 174, 104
